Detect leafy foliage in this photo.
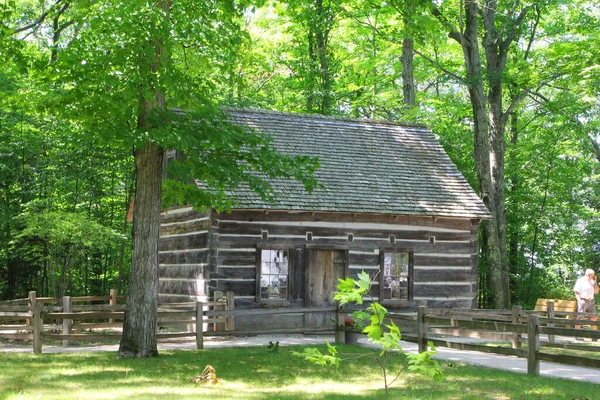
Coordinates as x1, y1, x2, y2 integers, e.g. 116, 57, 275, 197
295, 271, 442, 398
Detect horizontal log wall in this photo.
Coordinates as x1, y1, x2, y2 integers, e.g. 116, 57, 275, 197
209, 209, 478, 309
159, 206, 211, 304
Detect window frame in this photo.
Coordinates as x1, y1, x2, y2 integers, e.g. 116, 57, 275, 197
378, 248, 414, 303
255, 245, 292, 303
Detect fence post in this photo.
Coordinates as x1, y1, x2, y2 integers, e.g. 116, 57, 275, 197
196, 302, 204, 350
28, 291, 36, 334
109, 289, 117, 323
225, 291, 235, 331
214, 291, 223, 331
33, 302, 43, 354
527, 314, 540, 376
62, 296, 72, 346
546, 301, 555, 343
511, 306, 522, 349
335, 306, 344, 344
417, 305, 427, 353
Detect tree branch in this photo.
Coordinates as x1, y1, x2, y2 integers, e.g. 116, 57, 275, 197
500, 88, 530, 127
529, 90, 600, 164
430, 4, 464, 44
14, 0, 65, 34
413, 48, 464, 83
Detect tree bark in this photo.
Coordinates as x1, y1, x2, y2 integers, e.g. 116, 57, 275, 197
401, 37, 415, 107
117, 140, 163, 358
449, 0, 507, 308
401, 0, 415, 108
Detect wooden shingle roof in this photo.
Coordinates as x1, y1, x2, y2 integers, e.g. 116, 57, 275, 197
218, 108, 491, 219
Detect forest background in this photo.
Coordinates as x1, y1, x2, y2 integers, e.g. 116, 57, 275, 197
1, 0, 599, 311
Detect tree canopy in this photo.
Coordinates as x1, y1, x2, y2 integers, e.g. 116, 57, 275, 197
1, 0, 599, 356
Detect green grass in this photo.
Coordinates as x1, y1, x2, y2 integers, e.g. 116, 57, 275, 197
0, 344, 597, 399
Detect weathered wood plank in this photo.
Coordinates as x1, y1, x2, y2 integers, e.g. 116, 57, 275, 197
216, 220, 471, 241
159, 264, 208, 280
425, 337, 527, 358
0, 312, 33, 318
414, 255, 472, 266
46, 311, 124, 319
204, 306, 337, 317
159, 248, 209, 264
159, 279, 207, 296
414, 268, 476, 282
215, 236, 474, 254
160, 219, 210, 236
413, 284, 473, 297
159, 233, 208, 251
429, 328, 512, 341
424, 299, 475, 308
213, 267, 255, 280
216, 251, 256, 266
424, 316, 528, 333
348, 252, 379, 265
72, 322, 123, 329
203, 327, 334, 337
536, 352, 600, 369
214, 210, 473, 231
71, 304, 126, 311
161, 207, 208, 223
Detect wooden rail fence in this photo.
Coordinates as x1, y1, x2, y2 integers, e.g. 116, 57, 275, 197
412, 304, 600, 376
3, 293, 600, 377
0, 290, 234, 353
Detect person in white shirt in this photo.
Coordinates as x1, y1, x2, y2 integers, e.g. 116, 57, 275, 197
573, 269, 598, 331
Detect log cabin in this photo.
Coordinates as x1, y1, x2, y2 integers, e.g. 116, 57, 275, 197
159, 108, 491, 329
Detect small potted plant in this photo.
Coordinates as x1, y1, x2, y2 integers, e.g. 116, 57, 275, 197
344, 316, 362, 344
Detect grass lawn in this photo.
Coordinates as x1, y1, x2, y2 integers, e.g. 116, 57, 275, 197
0, 344, 597, 399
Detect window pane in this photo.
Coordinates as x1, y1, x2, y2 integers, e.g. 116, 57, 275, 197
383, 252, 409, 300
260, 249, 289, 299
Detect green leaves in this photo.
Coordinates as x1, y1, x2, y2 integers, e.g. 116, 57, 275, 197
406, 342, 443, 381
292, 341, 340, 368
297, 272, 442, 396
334, 270, 373, 305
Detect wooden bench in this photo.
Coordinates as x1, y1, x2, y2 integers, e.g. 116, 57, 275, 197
534, 298, 577, 314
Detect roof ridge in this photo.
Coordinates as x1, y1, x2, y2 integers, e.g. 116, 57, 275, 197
221, 106, 430, 129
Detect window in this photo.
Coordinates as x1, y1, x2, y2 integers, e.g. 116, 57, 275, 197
379, 251, 413, 301
258, 249, 289, 300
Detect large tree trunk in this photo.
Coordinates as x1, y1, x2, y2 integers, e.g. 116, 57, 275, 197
458, 0, 507, 308
118, 141, 163, 358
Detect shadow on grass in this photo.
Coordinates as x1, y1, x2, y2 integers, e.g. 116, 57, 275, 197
0, 344, 598, 399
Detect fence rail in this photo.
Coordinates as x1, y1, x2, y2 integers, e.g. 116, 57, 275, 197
0, 290, 235, 353
414, 303, 600, 376
2, 294, 600, 376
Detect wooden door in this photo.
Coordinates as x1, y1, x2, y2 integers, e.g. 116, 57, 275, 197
305, 249, 346, 328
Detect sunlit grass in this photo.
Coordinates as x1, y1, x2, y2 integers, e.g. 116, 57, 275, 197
0, 344, 598, 399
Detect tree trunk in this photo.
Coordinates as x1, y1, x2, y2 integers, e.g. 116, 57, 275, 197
305, 0, 333, 114
118, 0, 169, 358
118, 141, 163, 358
401, 0, 415, 108
401, 37, 415, 107
458, 0, 507, 308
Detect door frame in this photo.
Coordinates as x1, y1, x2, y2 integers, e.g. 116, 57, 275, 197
304, 244, 349, 306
